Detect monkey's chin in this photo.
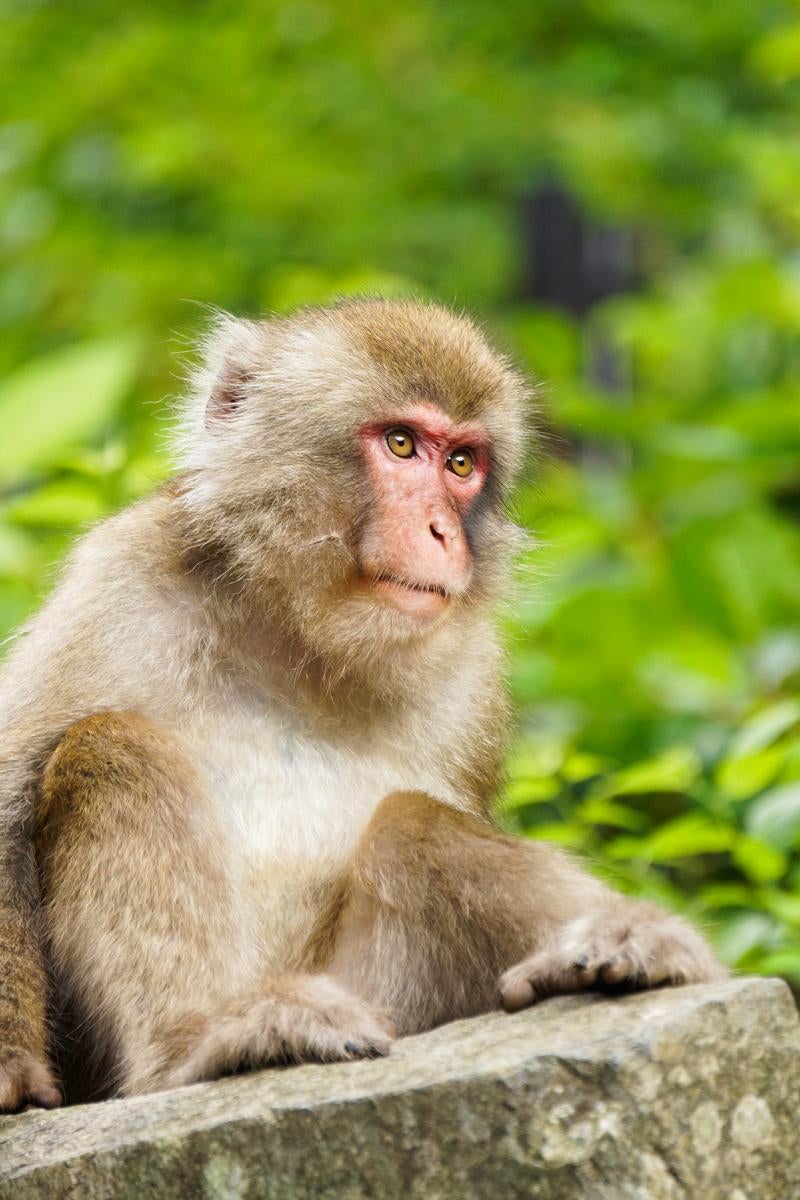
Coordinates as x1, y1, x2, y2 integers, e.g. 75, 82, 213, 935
370, 576, 450, 623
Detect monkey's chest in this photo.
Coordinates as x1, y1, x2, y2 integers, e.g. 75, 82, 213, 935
189, 717, 440, 970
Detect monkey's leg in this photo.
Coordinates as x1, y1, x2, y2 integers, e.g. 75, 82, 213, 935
329, 791, 725, 1034
37, 713, 393, 1099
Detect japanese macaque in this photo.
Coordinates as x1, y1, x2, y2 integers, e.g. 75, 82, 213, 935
0, 299, 725, 1110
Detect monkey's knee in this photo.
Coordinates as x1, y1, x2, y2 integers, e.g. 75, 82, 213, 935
353, 790, 494, 900
334, 792, 507, 1030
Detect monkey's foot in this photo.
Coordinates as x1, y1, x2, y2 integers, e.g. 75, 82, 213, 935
283, 975, 397, 1064
0, 1052, 62, 1112
498, 908, 727, 1012
155, 975, 396, 1092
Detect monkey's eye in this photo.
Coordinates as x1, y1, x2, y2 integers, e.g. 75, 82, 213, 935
386, 428, 416, 458
447, 447, 475, 478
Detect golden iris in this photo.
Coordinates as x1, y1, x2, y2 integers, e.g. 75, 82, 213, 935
386, 428, 415, 458
447, 447, 474, 478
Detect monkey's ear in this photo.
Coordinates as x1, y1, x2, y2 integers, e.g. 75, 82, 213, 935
198, 313, 264, 429
205, 360, 252, 426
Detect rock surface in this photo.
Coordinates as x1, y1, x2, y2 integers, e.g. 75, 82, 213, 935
0, 977, 797, 1199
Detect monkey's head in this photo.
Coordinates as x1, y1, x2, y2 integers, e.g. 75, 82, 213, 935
176, 299, 530, 677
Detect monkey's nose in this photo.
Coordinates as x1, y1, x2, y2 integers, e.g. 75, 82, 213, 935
429, 512, 460, 550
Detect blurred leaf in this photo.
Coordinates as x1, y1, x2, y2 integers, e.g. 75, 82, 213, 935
698, 883, 754, 909
0, 524, 40, 576
758, 889, 800, 926
746, 783, 800, 850
503, 776, 561, 809
749, 951, 800, 984
750, 22, 800, 84
608, 814, 735, 861
525, 823, 587, 848
4, 479, 107, 527
575, 797, 648, 831
562, 751, 616, 782
732, 834, 788, 884
716, 744, 787, 801
0, 338, 143, 486
728, 699, 800, 756
601, 747, 701, 798
714, 912, 780, 966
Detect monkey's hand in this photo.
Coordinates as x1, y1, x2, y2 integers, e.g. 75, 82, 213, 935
498, 903, 727, 1011
0, 1051, 62, 1112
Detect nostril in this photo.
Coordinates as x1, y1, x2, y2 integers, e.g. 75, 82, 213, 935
430, 523, 446, 545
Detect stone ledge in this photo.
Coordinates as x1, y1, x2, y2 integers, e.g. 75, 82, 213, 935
0, 977, 797, 1199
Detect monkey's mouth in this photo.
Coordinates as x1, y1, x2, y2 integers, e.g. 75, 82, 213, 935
365, 571, 452, 620
373, 571, 449, 599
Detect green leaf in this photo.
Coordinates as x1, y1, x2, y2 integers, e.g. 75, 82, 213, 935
748, 951, 800, 984
503, 776, 561, 809
697, 883, 755, 909
524, 823, 587, 848
716, 744, 787, 800
5, 479, 107, 527
0, 524, 39, 576
714, 913, 780, 966
746, 783, 800, 850
602, 747, 701, 798
0, 338, 143, 486
607, 814, 735, 862
732, 835, 788, 884
758, 890, 800, 926
728, 699, 800, 756
575, 797, 648, 831
562, 751, 615, 782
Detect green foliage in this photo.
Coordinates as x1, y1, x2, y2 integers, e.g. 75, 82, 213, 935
1, 1, 800, 980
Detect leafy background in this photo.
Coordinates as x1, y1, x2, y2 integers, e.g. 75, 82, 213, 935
2, 1, 800, 983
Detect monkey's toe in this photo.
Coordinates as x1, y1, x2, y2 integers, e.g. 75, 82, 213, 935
0, 1053, 62, 1113
342, 1039, 389, 1059
499, 971, 536, 1012
597, 955, 637, 986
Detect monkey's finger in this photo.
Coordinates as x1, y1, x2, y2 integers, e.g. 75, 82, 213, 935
598, 956, 637, 986
571, 953, 602, 985
643, 961, 682, 987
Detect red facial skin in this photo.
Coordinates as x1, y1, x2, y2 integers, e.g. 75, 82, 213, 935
357, 403, 490, 622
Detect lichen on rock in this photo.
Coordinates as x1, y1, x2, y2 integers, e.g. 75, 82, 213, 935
0, 977, 797, 1199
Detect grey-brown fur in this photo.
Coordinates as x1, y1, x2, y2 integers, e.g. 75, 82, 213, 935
0, 300, 724, 1109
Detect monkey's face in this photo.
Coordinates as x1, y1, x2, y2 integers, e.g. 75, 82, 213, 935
176, 300, 529, 673
354, 402, 489, 625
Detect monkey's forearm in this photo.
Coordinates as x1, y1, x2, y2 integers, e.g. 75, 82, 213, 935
0, 901, 49, 1060
0, 891, 61, 1110
0, 751, 64, 1109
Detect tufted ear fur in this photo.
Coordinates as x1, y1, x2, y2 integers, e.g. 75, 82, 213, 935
172, 312, 269, 468
199, 314, 264, 428
205, 358, 252, 426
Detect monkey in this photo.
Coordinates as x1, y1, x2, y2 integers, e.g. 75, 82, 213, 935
0, 298, 726, 1111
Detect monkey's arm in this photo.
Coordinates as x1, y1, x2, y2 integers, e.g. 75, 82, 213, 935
330, 791, 726, 1034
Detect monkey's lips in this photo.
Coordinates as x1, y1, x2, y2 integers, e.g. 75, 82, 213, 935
367, 571, 451, 619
